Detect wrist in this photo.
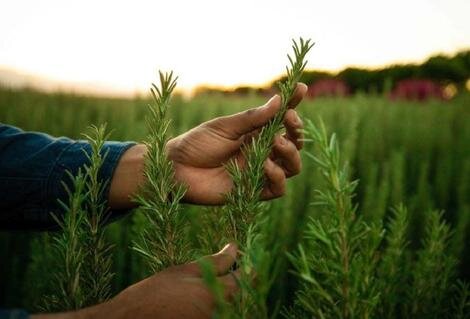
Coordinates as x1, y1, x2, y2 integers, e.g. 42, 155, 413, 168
108, 143, 147, 209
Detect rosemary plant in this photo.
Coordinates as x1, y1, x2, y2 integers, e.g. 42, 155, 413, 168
43, 125, 113, 310
43, 169, 88, 311
406, 210, 456, 318
202, 38, 313, 318
286, 121, 470, 319
448, 281, 470, 319
81, 125, 114, 304
133, 71, 189, 272
377, 204, 409, 319
224, 38, 313, 243
286, 120, 383, 319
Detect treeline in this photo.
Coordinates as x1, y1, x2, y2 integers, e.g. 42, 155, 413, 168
196, 50, 470, 96
279, 49, 470, 94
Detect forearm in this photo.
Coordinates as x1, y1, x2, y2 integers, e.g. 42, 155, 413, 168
31, 311, 84, 319
30, 301, 112, 319
108, 144, 147, 209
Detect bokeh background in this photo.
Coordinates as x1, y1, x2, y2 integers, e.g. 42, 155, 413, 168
0, 0, 469, 310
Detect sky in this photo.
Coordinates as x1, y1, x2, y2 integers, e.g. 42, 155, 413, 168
0, 0, 469, 95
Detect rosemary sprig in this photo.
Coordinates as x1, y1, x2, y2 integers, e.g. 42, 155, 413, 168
225, 38, 314, 243
43, 125, 114, 311
81, 125, 114, 304
211, 38, 313, 318
133, 71, 189, 272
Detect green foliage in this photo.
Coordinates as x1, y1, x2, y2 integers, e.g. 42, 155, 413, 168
0, 44, 469, 318
406, 210, 456, 318
287, 120, 382, 319
449, 281, 470, 319
81, 125, 114, 304
40, 125, 113, 311
132, 71, 190, 272
209, 38, 313, 318
43, 169, 88, 311
224, 38, 314, 243
377, 204, 408, 319
286, 121, 469, 319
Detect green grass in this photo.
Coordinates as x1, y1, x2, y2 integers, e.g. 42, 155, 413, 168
0, 86, 469, 316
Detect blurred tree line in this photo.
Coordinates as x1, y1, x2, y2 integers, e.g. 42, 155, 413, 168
289, 50, 470, 94
195, 50, 470, 97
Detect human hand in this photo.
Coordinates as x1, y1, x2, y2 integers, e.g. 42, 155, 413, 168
166, 83, 307, 204
31, 243, 239, 319
108, 83, 307, 208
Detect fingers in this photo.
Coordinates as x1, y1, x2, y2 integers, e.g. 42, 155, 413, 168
271, 135, 302, 178
283, 109, 304, 150
220, 269, 241, 299
205, 82, 306, 140
261, 158, 286, 200
210, 243, 238, 276
209, 95, 281, 139
287, 83, 308, 109
181, 243, 238, 276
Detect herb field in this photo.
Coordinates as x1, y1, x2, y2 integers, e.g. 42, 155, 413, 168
0, 85, 469, 317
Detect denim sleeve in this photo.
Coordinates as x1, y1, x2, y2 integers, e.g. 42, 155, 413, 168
0, 124, 137, 231
0, 309, 29, 319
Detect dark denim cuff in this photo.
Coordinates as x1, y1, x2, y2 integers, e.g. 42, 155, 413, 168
45, 140, 137, 229
0, 124, 138, 230
48, 140, 136, 206
0, 309, 29, 319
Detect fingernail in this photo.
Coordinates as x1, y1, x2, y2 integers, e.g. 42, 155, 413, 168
290, 113, 298, 124
263, 95, 279, 108
217, 244, 229, 254
295, 115, 301, 124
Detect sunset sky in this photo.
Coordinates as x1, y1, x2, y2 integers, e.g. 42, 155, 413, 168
0, 0, 469, 95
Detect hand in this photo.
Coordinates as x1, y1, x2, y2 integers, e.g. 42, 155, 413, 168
31, 244, 239, 319
108, 83, 307, 208
167, 83, 307, 204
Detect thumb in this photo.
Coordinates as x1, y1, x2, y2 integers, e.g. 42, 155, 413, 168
179, 243, 238, 277
212, 95, 281, 139
208, 243, 238, 276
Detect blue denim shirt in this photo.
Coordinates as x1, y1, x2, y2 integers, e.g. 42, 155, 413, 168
0, 309, 29, 319
0, 124, 136, 318
0, 124, 136, 230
